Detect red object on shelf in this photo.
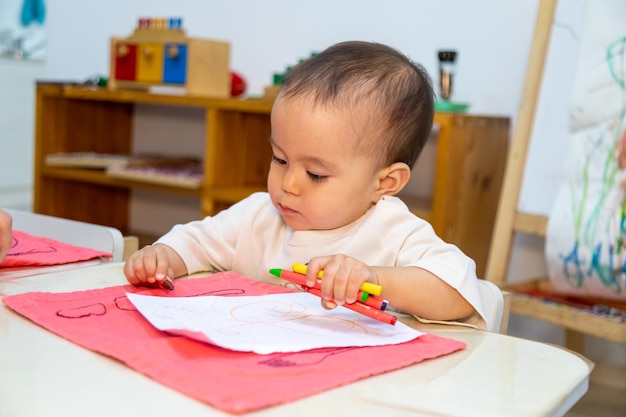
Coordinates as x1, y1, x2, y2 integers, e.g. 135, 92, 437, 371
114, 43, 138, 81
230, 71, 246, 97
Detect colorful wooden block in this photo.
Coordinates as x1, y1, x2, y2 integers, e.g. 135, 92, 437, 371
114, 43, 137, 81
109, 19, 230, 98
162, 43, 187, 85
136, 43, 164, 83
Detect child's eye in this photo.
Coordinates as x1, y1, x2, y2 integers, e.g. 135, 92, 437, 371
271, 155, 287, 165
307, 172, 327, 182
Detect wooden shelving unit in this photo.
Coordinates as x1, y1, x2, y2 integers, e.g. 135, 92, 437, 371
426, 112, 509, 277
33, 83, 509, 277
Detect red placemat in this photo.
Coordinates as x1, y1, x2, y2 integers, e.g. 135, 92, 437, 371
0, 230, 112, 267
3, 272, 466, 414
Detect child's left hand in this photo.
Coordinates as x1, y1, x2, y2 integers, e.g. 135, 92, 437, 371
305, 254, 377, 309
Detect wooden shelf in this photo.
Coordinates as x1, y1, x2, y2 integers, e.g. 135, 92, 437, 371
40, 166, 202, 197
511, 293, 626, 342
506, 278, 626, 343
33, 83, 274, 234
33, 84, 509, 276
495, 211, 626, 343
49, 85, 275, 113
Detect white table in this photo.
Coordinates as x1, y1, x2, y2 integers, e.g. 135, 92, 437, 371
0, 263, 592, 417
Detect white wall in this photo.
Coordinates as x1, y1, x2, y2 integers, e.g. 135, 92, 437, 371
41, 0, 586, 215
44, 0, 537, 117
35, 0, 626, 367
42, 0, 546, 231
0, 0, 45, 210
0, 58, 43, 210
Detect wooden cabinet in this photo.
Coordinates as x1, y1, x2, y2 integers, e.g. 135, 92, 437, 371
413, 113, 510, 277
33, 84, 509, 276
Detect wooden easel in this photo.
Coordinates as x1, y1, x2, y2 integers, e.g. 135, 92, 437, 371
484, 0, 626, 350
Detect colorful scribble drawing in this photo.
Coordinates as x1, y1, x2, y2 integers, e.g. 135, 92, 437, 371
226, 298, 376, 336
555, 34, 626, 297
125, 290, 418, 355
125, 290, 420, 354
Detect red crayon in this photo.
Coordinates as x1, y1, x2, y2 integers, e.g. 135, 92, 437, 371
269, 269, 395, 325
306, 287, 397, 325
269, 269, 388, 311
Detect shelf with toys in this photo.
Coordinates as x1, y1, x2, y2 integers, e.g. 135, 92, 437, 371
33, 84, 508, 277
108, 17, 231, 97
33, 21, 509, 277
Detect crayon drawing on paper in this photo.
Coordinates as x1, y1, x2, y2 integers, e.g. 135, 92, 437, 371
546, 0, 626, 300
127, 292, 423, 354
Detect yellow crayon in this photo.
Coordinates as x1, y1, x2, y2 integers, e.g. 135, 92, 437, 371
292, 263, 382, 296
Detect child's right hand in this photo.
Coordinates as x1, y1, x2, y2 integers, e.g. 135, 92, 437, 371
123, 243, 186, 287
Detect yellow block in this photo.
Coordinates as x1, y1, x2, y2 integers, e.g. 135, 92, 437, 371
137, 43, 164, 83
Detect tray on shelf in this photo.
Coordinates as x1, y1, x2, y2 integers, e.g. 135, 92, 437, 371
46, 152, 203, 189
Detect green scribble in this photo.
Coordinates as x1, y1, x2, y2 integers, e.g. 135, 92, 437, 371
559, 36, 626, 293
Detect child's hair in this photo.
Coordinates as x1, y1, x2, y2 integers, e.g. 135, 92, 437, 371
280, 41, 434, 169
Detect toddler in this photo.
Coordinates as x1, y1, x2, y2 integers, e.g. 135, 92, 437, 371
125, 41, 486, 328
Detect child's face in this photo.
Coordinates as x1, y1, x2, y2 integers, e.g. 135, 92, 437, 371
268, 96, 384, 231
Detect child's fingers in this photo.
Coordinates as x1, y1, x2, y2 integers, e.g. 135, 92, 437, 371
309, 256, 349, 305
123, 247, 158, 285
303, 257, 326, 288
123, 255, 144, 285
153, 246, 173, 284
308, 255, 373, 306
139, 247, 160, 284
326, 263, 352, 305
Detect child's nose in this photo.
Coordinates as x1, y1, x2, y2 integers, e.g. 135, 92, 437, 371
281, 169, 301, 195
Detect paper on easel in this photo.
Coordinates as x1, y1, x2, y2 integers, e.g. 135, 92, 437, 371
545, 2, 626, 300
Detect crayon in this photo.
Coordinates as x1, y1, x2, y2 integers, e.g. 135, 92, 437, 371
270, 268, 389, 311
159, 277, 175, 291
292, 263, 383, 296
269, 268, 387, 310
306, 287, 396, 325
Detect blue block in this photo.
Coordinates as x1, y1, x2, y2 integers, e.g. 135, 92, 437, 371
163, 44, 187, 85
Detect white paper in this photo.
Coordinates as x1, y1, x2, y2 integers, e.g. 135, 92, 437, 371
126, 292, 423, 354
545, 2, 626, 300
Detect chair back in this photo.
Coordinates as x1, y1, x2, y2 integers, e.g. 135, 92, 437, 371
5, 209, 125, 262
478, 279, 509, 333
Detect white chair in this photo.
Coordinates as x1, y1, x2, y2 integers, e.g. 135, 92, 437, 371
4, 209, 125, 262
478, 278, 509, 333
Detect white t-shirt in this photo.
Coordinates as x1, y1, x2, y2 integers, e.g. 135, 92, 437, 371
157, 192, 486, 328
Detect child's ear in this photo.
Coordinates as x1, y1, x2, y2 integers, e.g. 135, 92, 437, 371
375, 162, 411, 197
